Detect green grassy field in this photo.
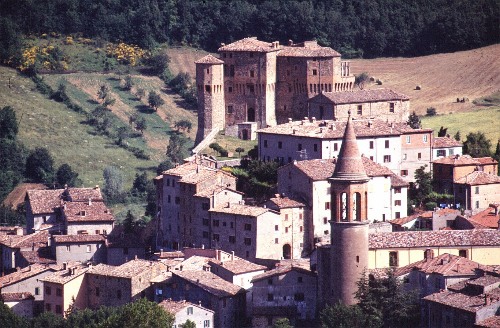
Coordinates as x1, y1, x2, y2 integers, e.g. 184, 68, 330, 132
421, 101, 500, 150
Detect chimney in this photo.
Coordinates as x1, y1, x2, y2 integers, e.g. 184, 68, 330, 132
288, 39, 293, 46
231, 251, 235, 261
201, 244, 205, 249
288, 118, 292, 123
94, 185, 100, 190
424, 249, 434, 261
485, 294, 491, 305
160, 248, 164, 257
63, 262, 68, 270
311, 117, 316, 123
71, 267, 76, 275
134, 255, 138, 260
88, 198, 92, 206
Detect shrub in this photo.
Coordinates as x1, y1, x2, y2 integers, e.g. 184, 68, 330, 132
426, 107, 437, 116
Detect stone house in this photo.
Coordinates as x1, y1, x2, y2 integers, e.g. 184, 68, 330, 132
162, 270, 246, 328
61, 199, 114, 235
159, 299, 215, 328
86, 259, 165, 308
422, 274, 500, 327
432, 155, 498, 195
0, 263, 59, 316
52, 235, 106, 264
195, 37, 356, 141
454, 171, 500, 212
155, 158, 240, 250
1, 292, 34, 318
389, 209, 461, 231
41, 264, 88, 317
105, 226, 146, 266
257, 118, 432, 181
277, 156, 408, 242
250, 261, 317, 327
433, 136, 463, 159
464, 205, 500, 229
308, 88, 410, 123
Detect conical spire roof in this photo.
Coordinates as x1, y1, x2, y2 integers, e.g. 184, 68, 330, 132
330, 114, 369, 181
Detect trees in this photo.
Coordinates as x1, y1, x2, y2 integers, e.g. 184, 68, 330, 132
235, 147, 245, 157
97, 84, 110, 102
272, 318, 293, 328
26, 147, 55, 183
406, 111, 421, 129
135, 88, 145, 100
426, 107, 437, 116
410, 165, 432, 207
320, 302, 372, 328
104, 298, 174, 328
437, 126, 448, 137
123, 75, 133, 91
463, 132, 492, 157
174, 119, 192, 133
0, 106, 18, 140
56, 163, 80, 187
454, 131, 461, 141
103, 166, 124, 203
354, 72, 369, 90
166, 132, 190, 163
135, 117, 147, 135
179, 320, 197, 328
148, 91, 164, 111
132, 172, 149, 195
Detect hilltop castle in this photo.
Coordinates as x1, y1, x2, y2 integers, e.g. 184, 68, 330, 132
194, 37, 356, 142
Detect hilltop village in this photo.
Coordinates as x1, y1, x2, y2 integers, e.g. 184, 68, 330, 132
1, 38, 500, 327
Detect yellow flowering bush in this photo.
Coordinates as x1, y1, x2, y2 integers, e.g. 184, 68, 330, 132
106, 42, 146, 66
18, 45, 68, 72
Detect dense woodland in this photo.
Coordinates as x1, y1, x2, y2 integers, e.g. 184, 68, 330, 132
1, 0, 498, 59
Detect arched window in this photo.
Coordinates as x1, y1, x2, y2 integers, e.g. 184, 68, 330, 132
353, 192, 361, 221
247, 108, 255, 122
283, 244, 291, 259
341, 192, 348, 221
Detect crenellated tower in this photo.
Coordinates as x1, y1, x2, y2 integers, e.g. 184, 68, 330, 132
328, 113, 370, 305
195, 55, 225, 144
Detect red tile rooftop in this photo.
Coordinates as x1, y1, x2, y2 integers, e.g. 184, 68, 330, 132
1, 292, 34, 302
455, 171, 500, 185
251, 262, 315, 283
88, 260, 164, 279
0, 230, 49, 248
369, 229, 500, 249
433, 136, 463, 148
194, 54, 224, 64
318, 88, 409, 104
468, 207, 500, 229
53, 234, 106, 243
41, 265, 89, 284
208, 258, 266, 275
27, 187, 103, 215
394, 253, 486, 277
0, 263, 57, 287
159, 299, 214, 315
475, 315, 500, 327
173, 270, 245, 297
423, 287, 500, 313
278, 42, 341, 57
267, 195, 305, 209
433, 154, 497, 166
218, 37, 280, 52
194, 186, 242, 198
63, 200, 114, 222
209, 203, 272, 217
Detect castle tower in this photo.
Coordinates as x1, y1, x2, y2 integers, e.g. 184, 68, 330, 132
195, 55, 225, 144
328, 113, 370, 305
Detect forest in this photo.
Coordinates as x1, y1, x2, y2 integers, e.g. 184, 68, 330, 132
1, 0, 498, 59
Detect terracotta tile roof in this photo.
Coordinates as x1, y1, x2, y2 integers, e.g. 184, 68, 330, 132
317, 89, 409, 104
88, 260, 164, 279
369, 229, 500, 249
163, 162, 233, 186
251, 262, 315, 283
476, 315, 500, 327
0, 263, 56, 287
19, 248, 55, 265
177, 256, 211, 271
267, 196, 305, 209
468, 207, 500, 229
26, 187, 103, 215
433, 154, 495, 166
0, 230, 49, 248
218, 37, 279, 52
433, 136, 462, 148
1, 292, 34, 302
195, 54, 224, 64
258, 119, 406, 139
53, 234, 105, 243
2, 183, 46, 209
0, 226, 23, 235
388, 212, 424, 226
194, 186, 242, 198
394, 253, 485, 277
455, 171, 500, 185
63, 200, 114, 222
159, 299, 214, 315
278, 42, 341, 57
423, 286, 500, 313
41, 265, 89, 284
208, 258, 266, 275
285, 156, 407, 187
209, 203, 271, 217
173, 270, 245, 297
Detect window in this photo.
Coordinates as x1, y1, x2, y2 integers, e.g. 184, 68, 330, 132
244, 223, 252, 231
66, 245, 71, 252
213, 234, 220, 242
228, 86, 233, 93
227, 105, 234, 114
264, 140, 268, 148
275, 225, 279, 231
204, 320, 210, 327
117, 290, 122, 299
314, 144, 318, 152
402, 153, 407, 160
418, 152, 422, 160
436, 149, 446, 157
475, 186, 479, 194
45, 286, 51, 295
323, 217, 328, 224
325, 202, 330, 210
267, 293, 274, 301
294, 293, 305, 301
459, 249, 467, 258
312, 69, 317, 75
250, 70, 254, 77
385, 140, 390, 148
401, 170, 408, 176
285, 227, 289, 233
268, 278, 273, 285
406, 135, 411, 144
173, 196, 179, 204
369, 141, 374, 149
230, 222, 234, 228
395, 200, 401, 206
383, 155, 391, 163
357, 105, 362, 115
275, 238, 279, 244
123, 247, 129, 255
244, 238, 252, 245
423, 135, 428, 142
202, 218, 209, 226
205, 85, 211, 92
187, 307, 193, 315
203, 231, 209, 238
449, 149, 455, 155
45, 303, 51, 312
213, 220, 219, 227
96, 287, 100, 297
298, 276, 303, 283
278, 141, 282, 149
229, 236, 236, 243
56, 288, 62, 297
394, 188, 401, 194
324, 230, 329, 235
395, 212, 401, 219
298, 143, 302, 151
285, 214, 289, 221
300, 226, 303, 232
476, 201, 480, 209
334, 143, 338, 151
389, 103, 395, 113
389, 251, 398, 267
35, 287, 40, 295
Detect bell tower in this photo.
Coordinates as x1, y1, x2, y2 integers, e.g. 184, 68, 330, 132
328, 113, 370, 305
195, 55, 225, 144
